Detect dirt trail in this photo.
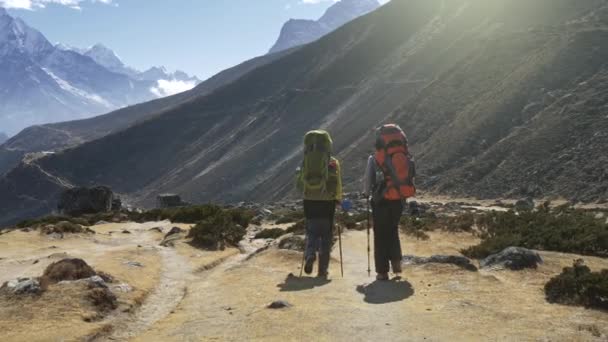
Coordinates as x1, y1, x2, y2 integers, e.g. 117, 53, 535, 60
131, 230, 608, 342
2, 221, 607, 341
99, 235, 193, 341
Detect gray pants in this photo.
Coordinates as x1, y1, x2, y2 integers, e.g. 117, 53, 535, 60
305, 218, 333, 274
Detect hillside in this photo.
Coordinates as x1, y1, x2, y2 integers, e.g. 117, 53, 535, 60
1, 0, 608, 226
0, 49, 291, 177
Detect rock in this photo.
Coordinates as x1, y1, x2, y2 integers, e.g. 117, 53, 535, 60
156, 194, 187, 208
164, 227, 183, 238
258, 208, 273, 217
112, 283, 133, 293
278, 235, 305, 252
515, 198, 535, 212
149, 227, 163, 233
111, 197, 122, 211
402, 255, 478, 272
1, 278, 42, 295
95, 221, 110, 225
97, 271, 114, 283
160, 227, 185, 247
122, 230, 131, 234
480, 247, 542, 270
41, 258, 97, 285
125, 261, 144, 268
267, 300, 292, 309
58, 186, 114, 216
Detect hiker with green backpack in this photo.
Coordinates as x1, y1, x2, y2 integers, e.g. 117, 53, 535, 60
296, 130, 343, 279
363, 124, 416, 281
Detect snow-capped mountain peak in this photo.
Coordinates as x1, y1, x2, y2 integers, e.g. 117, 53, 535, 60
268, 0, 380, 54
0, 9, 199, 135
85, 43, 124, 70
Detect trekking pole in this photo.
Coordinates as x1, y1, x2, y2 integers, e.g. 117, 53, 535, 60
366, 196, 371, 277
299, 233, 307, 277
337, 223, 344, 278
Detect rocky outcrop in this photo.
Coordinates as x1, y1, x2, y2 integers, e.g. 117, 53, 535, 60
58, 186, 114, 216
269, 0, 380, 54
480, 247, 543, 270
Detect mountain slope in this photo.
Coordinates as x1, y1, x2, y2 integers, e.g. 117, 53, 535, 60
0, 49, 292, 176
269, 0, 380, 54
2, 0, 608, 227
0, 9, 199, 136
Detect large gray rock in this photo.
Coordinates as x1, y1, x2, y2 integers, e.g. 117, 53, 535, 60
1, 278, 42, 295
58, 186, 114, 216
480, 247, 542, 270
402, 255, 478, 271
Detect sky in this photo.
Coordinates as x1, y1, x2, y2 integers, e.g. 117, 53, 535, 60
2, 0, 370, 80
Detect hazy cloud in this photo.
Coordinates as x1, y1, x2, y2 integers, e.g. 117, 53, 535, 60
150, 79, 196, 97
0, 0, 114, 10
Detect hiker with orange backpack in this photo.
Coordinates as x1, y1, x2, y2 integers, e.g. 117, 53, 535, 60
363, 124, 416, 281
296, 130, 343, 279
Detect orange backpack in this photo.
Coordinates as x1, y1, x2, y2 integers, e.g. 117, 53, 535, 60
374, 124, 416, 201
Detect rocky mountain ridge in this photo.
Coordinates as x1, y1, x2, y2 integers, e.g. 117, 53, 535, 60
0, 8, 199, 136
268, 0, 380, 54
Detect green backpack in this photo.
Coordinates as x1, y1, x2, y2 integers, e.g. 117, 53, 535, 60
298, 130, 337, 199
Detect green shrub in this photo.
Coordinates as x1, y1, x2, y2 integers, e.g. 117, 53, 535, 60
227, 208, 254, 228
254, 228, 286, 239
17, 215, 73, 228
462, 205, 608, 259
188, 211, 246, 250
545, 262, 608, 310
275, 210, 305, 224
400, 216, 432, 240
286, 219, 306, 235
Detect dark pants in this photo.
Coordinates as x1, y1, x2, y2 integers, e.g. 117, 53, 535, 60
305, 218, 333, 273
372, 200, 403, 274
303, 200, 336, 274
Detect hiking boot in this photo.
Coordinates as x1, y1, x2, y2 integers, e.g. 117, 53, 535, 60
317, 271, 328, 279
376, 273, 389, 281
304, 256, 315, 275
391, 259, 402, 274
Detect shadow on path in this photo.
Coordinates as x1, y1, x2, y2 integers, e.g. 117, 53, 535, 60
356, 278, 414, 304
277, 273, 332, 292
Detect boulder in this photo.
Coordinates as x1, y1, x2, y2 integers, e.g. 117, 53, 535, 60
156, 194, 187, 208
480, 247, 542, 270
1, 278, 42, 295
402, 255, 478, 272
164, 227, 183, 238
58, 186, 114, 216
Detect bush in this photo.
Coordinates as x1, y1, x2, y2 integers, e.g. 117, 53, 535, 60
275, 210, 305, 224
462, 205, 608, 259
187, 211, 246, 250
285, 219, 306, 235
227, 208, 254, 228
255, 228, 286, 239
400, 216, 432, 240
40, 221, 88, 235
545, 262, 608, 310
